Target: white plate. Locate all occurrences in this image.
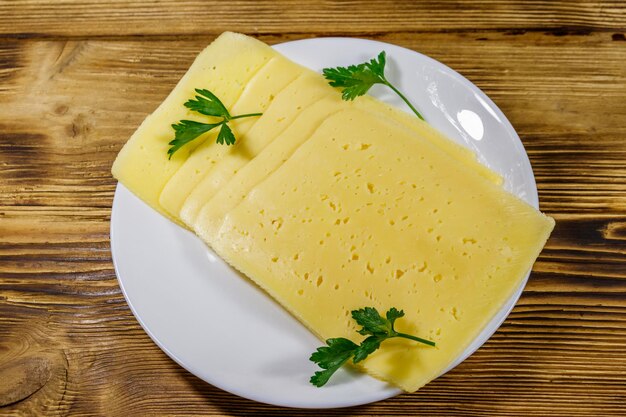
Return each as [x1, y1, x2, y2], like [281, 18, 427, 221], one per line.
[110, 37, 537, 408]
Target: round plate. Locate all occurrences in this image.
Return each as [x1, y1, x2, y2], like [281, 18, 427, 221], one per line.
[110, 37, 537, 408]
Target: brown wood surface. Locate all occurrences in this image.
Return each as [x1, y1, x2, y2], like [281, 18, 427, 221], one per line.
[1, 1, 625, 415]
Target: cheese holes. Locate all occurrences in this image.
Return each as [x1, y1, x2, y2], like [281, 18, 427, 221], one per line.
[271, 217, 283, 231]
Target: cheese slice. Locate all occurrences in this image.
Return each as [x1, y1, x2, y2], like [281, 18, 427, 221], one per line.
[200, 108, 554, 392]
[158, 55, 308, 218]
[111, 32, 276, 223]
[192, 96, 502, 238]
[192, 93, 345, 237]
[354, 96, 502, 185]
[178, 74, 334, 225]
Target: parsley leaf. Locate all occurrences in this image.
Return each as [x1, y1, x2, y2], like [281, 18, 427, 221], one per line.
[168, 120, 223, 159]
[309, 307, 435, 387]
[184, 88, 231, 118]
[352, 335, 383, 363]
[386, 306, 404, 324]
[353, 306, 394, 336]
[216, 123, 236, 146]
[309, 338, 358, 387]
[167, 88, 262, 159]
[322, 51, 425, 121]
[323, 63, 383, 101]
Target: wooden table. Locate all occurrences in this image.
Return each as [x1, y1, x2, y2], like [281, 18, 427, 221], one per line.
[1, 1, 625, 415]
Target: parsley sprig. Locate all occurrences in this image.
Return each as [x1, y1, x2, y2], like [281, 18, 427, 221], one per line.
[309, 307, 435, 387]
[322, 51, 425, 121]
[167, 89, 262, 159]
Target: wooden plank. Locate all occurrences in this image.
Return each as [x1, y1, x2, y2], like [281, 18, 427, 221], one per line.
[0, 1, 625, 38]
[0, 30, 625, 415]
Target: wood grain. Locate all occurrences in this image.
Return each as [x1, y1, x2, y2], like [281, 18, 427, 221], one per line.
[1, 1, 626, 415]
[1, 1, 626, 38]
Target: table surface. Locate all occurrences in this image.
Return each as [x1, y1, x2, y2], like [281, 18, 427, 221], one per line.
[1, 1, 625, 415]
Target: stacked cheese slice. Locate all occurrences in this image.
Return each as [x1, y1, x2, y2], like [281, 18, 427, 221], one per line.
[112, 32, 554, 392]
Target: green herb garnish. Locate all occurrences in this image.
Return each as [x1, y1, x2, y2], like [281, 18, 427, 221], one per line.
[309, 307, 435, 387]
[322, 51, 425, 121]
[168, 89, 262, 159]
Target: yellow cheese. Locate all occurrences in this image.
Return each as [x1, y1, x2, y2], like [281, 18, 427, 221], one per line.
[114, 31, 500, 226]
[354, 96, 502, 185]
[191, 95, 502, 238]
[200, 108, 554, 392]
[158, 55, 308, 218]
[177, 74, 334, 225]
[192, 93, 345, 237]
[111, 32, 276, 222]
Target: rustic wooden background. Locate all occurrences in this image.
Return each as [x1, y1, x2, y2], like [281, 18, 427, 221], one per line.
[1, 1, 625, 415]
